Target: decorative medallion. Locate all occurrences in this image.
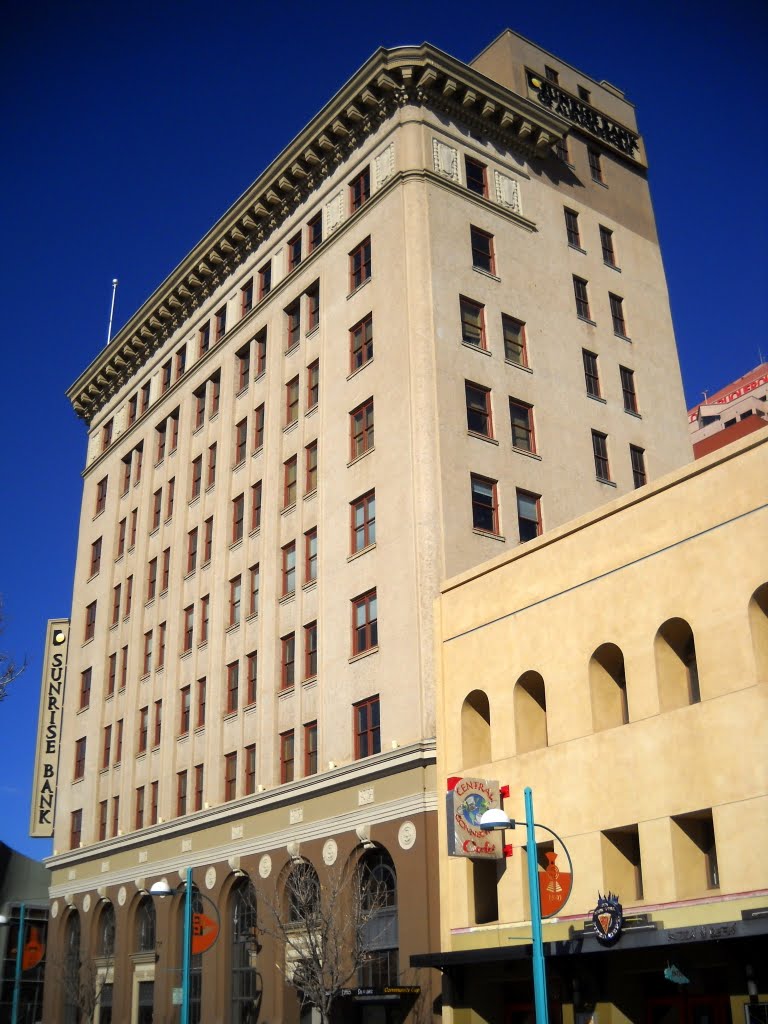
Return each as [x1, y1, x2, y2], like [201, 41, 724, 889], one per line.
[322, 839, 338, 865]
[205, 866, 216, 891]
[258, 854, 272, 879]
[591, 892, 623, 944]
[398, 821, 417, 850]
[117, 885, 127, 907]
[82, 894, 91, 913]
[50, 900, 59, 919]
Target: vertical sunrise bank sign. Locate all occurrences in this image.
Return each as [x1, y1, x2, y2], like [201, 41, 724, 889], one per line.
[29, 619, 70, 838]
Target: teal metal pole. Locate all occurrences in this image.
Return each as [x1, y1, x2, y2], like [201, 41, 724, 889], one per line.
[10, 902, 25, 1024]
[181, 869, 192, 1024]
[525, 788, 548, 1024]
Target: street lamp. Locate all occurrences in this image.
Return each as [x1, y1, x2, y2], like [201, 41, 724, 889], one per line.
[150, 868, 192, 1024]
[0, 903, 26, 1024]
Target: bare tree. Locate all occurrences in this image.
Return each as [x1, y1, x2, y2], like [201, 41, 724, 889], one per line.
[256, 856, 395, 1024]
[52, 904, 114, 1024]
[0, 597, 26, 702]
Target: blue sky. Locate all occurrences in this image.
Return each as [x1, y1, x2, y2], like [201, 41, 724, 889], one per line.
[1, 0, 766, 860]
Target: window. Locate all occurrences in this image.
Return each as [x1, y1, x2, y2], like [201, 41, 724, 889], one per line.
[111, 585, 121, 627]
[351, 491, 375, 553]
[470, 226, 495, 274]
[153, 699, 162, 747]
[244, 745, 256, 795]
[284, 301, 301, 352]
[578, 84, 591, 101]
[206, 442, 217, 489]
[97, 800, 107, 841]
[232, 494, 245, 544]
[306, 284, 320, 332]
[671, 809, 719, 894]
[112, 797, 120, 836]
[80, 667, 92, 708]
[470, 474, 498, 534]
[175, 346, 186, 380]
[236, 344, 251, 392]
[90, 538, 102, 577]
[85, 601, 97, 641]
[350, 237, 372, 290]
[588, 147, 604, 184]
[350, 167, 371, 212]
[305, 441, 318, 492]
[209, 373, 220, 417]
[288, 232, 302, 271]
[285, 376, 300, 425]
[120, 646, 128, 690]
[246, 651, 258, 704]
[180, 685, 191, 734]
[143, 631, 153, 676]
[199, 321, 211, 356]
[183, 605, 194, 652]
[465, 382, 493, 437]
[194, 766, 205, 812]
[305, 528, 317, 583]
[610, 293, 628, 337]
[161, 547, 171, 590]
[138, 706, 148, 754]
[600, 226, 616, 266]
[592, 430, 611, 481]
[191, 455, 202, 500]
[196, 678, 206, 727]
[161, 360, 172, 394]
[115, 718, 123, 763]
[107, 654, 116, 697]
[352, 590, 378, 655]
[234, 419, 247, 466]
[350, 398, 374, 459]
[199, 594, 210, 644]
[280, 731, 295, 783]
[620, 366, 638, 413]
[517, 489, 542, 542]
[255, 328, 267, 376]
[227, 662, 239, 714]
[465, 156, 487, 196]
[281, 633, 295, 689]
[150, 489, 161, 532]
[124, 575, 133, 618]
[250, 482, 262, 532]
[304, 722, 318, 776]
[177, 771, 188, 816]
[602, 824, 644, 900]
[127, 395, 138, 426]
[573, 276, 591, 320]
[74, 737, 86, 780]
[101, 725, 112, 769]
[241, 279, 254, 318]
[502, 315, 527, 366]
[165, 479, 175, 521]
[583, 350, 601, 398]
[307, 360, 319, 409]
[460, 297, 485, 348]
[150, 781, 158, 825]
[564, 208, 581, 248]
[70, 809, 82, 849]
[121, 456, 131, 495]
[284, 456, 297, 507]
[187, 528, 198, 574]
[304, 622, 317, 679]
[215, 306, 227, 342]
[157, 622, 166, 669]
[135, 787, 145, 829]
[350, 313, 373, 371]
[307, 212, 323, 253]
[140, 381, 151, 414]
[229, 576, 242, 627]
[509, 399, 535, 452]
[282, 542, 296, 597]
[630, 445, 647, 488]
[117, 518, 126, 558]
[247, 565, 259, 618]
[95, 477, 108, 516]
[147, 557, 157, 601]
[555, 135, 569, 163]
[354, 695, 381, 758]
[253, 403, 265, 451]
[258, 261, 271, 299]
[544, 65, 559, 83]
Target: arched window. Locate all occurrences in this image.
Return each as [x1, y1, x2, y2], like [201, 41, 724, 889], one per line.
[655, 618, 700, 711]
[461, 689, 491, 766]
[286, 861, 320, 924]
[514, 671, 548, 753]
[135, 896, 156, 953]
[98, 901, 115, 957]
[748, 583, 768, 681]
[589, 643, 629, 731]
[63, 910, 81, 1024]
[231, 879, 259, 1023]
[358, 850, 398, 987]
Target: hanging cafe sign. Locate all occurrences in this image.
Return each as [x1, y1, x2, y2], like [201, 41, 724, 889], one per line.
[446, 777, 504, 860]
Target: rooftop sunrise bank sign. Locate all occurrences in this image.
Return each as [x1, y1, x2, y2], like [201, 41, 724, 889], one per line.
[29, 619, 70, 838]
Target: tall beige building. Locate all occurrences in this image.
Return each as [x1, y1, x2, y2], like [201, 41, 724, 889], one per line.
[42, 30, 691, 1023]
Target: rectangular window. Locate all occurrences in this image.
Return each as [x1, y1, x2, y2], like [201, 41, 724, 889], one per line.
[564, 208, 581, 248]
[102, 725, 112, 770]
[191, 455, 202, 500]
[509, 399, 535, 452]
[153, 699, 162, 747]
[280, 731, 295, 784]
[199, 321, 210, 356]
[350, 313, 373, 372]
[281, 633, 295, 689]
[80, 667, 92, 708]
[305, 441, 318, 493]
[187, 528, 198, 574]
[465, 155, 487, 196]
[111, 796, 119, 837]
[117, 518, 126, 558]
[573, 276, 591, 320]
[241, 279, 254, 318]
[349, 166, 371, 211]
[544, 65, 559, 83]
[135, 786, 145, 830]
[107, 654, 116, 697]
[284, 456, 298, 508]
[351, 491, 375, 553]
[120, 646, 128, 690]
[304, 721, 318, 776]
[209, 373, 220, 417]
[602, 824, 644, 900]
[354, 695, 381, 758]
[306, 283, 320, 333]
[578, 85, 591, 101]
[307, 360, 319, 409]
[140, 382, 151, 414]
[236, 343, 251, 393]
[588, 148, 604, 184]
[121, 456, 131, 495]
[460, 297, 485, 349]
[199, 594, 209, 644]
[583, 350, 601, 398]
[610, 293, 628, 337]
[246, 564, 259, 619]
[555, 135, 569, 163]
[177, 771, 188, 816]
[115, 718, 123, 763]
[502, 314, 527, 366]
[620, 366, 638, 413]
[307, 212, 323, 253]
[517, 489, 542, 542]
[285, 376, 300, 425]
[169, 409, 180, 452]
[85, 600, 97, 641]
[671, 809, 719, 892]
[183, 605, 194, 652]
[98, 801, 107, 841]
[175, 345, 186, 380]
[229, 575, 242, 627]
[352, 589, 378, 655]
[124, 575, 133, 618]
[244, 744, 256, 795]
[470, 226, 495, 274]
[465, 382, 493, 438]
[95, 477, 108, 516]
[288, 232, 302, 271]
[470, 474, 498, 534]
[249, 482, 262, 533]
[74, 737, 86, 780]
[206, 442, 217, 489]
[630, 445, 647, 488]
[194, 765, 204, 811]
[127, 395, 137, 426]
[234, 418, 247, 466]
[147, 557, 158, 601]
[151, 489, 162, 531]
[201, 517, 212, 564]
[592, 430, 611, 481]
[180, 685, 191, 734]
[282, 542, 296, 596]
[90, 538, 102, 577]
[150, 781, 158, 825]
[143, 630, 153, 676]
[226, 661, 239, 714]
[157, 622, 166, 669]
[253, 403, 265, 451]
[350, 398, 374, 460]
[258, 261, 272, 299]
[255, 328, 267, 376]
[138, 706, 148, 754]
[165, 479, 175, 521]
[350, 237, 372, 290]
[161, 360, 172, 395]
[285, 301, 301, 350]
[232, 493, 245, 543]
[111, 585, 121, 627]
[71, 809, 83, 849]
[215, 306, 227, 342]
[246, 651, 258, 704]
[304, 621, 317, 679]
[222, 751, 237, 799]
[305, 528, 317, 583]
[196, 678, 206, 728]
[600, 226, 616, 266]
[161, 546, 171, 591]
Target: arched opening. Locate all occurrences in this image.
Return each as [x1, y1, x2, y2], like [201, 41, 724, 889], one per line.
[358, 849, 398, 987]
[514, 671, 548, 753]
[98, 901, 115, 958]
[132, 896, 156, 1024]
[63, 910, 81, 1024]
[285, 861, 320, 924]
[134, 896, 156, 953]
[589, 643, 629, 730]
[655, 618, 700, 711]
[748, 582, 768, 681]
[230, 878, 259, 1023]
[461, 689, 491, 766]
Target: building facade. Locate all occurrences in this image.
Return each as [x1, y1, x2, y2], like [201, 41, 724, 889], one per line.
[43, 29, 691, 1024]
[417, 431, 768, 1023]
[688, 362, 768, 459]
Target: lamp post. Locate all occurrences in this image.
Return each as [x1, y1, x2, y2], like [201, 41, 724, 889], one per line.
[0, 902, 26, 1024]
[150, 868, 192, 1024]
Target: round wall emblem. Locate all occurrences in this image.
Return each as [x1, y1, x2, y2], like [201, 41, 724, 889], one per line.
[322, 839, 338, 865]
[117, 886, 127, 906]
[205, 866, 216, 890]
[398, 821, 417, 850]
[258, 855, 272, 879]
[82, 894, 91, 913]
[50, 901, 59, 919]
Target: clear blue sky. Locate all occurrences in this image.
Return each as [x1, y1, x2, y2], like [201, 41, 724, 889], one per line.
[1, 0, 766, 860]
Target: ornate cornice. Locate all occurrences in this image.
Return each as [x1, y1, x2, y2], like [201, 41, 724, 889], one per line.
[67, 44, 568, 424]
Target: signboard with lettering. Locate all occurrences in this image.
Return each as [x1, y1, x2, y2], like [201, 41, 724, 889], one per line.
[446, 777, 502, 860]
[191, 911, 219, 955]
[29, 619, 70, 837]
